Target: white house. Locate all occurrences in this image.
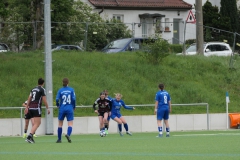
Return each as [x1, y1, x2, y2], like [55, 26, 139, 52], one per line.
[82, 0, 194, 44]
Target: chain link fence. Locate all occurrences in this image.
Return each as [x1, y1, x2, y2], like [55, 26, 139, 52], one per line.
[0, 20, 239, 55]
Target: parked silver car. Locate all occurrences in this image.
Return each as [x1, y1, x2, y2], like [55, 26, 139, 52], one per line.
[178, 42, 232, 56]
[52, 44, 83, 51]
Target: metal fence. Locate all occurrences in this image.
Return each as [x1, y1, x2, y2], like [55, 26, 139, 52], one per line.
[1, 20, 239, 55]
[0, 103, 209, 136]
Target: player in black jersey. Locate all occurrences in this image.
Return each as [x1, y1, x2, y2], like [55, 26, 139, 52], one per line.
[93, 92, 112, 136]
[24, 78, 50, 143]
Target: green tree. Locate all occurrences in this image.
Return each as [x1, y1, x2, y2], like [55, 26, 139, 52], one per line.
[105, 19, 132, 44]
[203, 1, 231, 42]
[220, 0, 239, 32]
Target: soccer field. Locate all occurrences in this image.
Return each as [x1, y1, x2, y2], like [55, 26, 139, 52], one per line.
[0, 130, 239, 160]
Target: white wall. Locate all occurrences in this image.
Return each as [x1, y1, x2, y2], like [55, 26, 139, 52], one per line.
[0, 113, 234, 137]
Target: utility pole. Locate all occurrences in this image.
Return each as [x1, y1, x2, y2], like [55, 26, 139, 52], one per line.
[195, 0, 204, 55]
[44, 0, 54, 135]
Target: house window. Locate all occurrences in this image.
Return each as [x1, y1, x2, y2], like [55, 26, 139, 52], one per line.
[165, 18, 170, 31]
[155, 18, 162, 33]
[113, 14, 124, 22]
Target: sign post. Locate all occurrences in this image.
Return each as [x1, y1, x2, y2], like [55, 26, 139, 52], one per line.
[186, 10, 196, 24]
[226, 92, 230, 129]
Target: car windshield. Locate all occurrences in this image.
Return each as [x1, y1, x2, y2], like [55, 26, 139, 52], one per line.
[186, 44, 206, 52]
[0, 45, 6, 50]
[105, 38, 131, 49]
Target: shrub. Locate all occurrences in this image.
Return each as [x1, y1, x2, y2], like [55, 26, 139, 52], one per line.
[169, 44, 183, 53]
[138, 37, 170, 64]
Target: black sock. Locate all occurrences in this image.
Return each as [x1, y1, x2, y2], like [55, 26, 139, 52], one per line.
[104, 124, 108, 130]
[24, 130, 27, 133]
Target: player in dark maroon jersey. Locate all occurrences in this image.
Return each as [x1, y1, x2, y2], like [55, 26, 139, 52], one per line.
[93, 92, 112, 136]
[24, 78, 50, 143]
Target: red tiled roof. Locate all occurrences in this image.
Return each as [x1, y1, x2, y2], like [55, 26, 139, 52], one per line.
[88, 0, 192, 9]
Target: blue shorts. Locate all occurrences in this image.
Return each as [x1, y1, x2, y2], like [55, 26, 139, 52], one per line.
[157, 107, 169, 120]
[58, 107, 74, 121]
[110, 113, 122, 120]
[107, 115, 111, 121]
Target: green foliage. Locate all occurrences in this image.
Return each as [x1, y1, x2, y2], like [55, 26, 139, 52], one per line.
[1, 0, 131, 51]
[220, 0, 239, 32]
[138, 37, 170, 64]
[104, 19, 132, 44]
[185, 39, 196, 45]
[169, 44, 182, 53]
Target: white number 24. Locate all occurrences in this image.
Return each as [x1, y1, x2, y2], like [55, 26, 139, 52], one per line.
[62, 95, 71, 105]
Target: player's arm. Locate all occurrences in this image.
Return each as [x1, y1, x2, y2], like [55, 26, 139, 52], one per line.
[56, 90, 60, 108]
[22, 102, 27, 107]
[108, 100, 112, 110]
[71, 90, 76, 110]
[154, 101, 158, 115]
[24, 95, 31, 114]
[93, 99, 98, 113]
[168, 100, 172, 113]
[122, 101, 135, 110]
[42, 96, 50, 114]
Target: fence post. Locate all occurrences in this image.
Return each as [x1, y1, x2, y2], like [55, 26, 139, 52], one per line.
[229, 32, 236, 69]
[84, 22, 88, 51]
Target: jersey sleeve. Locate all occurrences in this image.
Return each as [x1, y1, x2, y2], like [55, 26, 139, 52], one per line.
[93, 98, 99, 110]
[121, 100, 134, 110]
[56, 90, 61, 107]
[71, 89, 76, 109]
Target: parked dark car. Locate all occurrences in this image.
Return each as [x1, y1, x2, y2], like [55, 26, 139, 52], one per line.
[102, 37, 154, 53]
[52, 45, 83, 51]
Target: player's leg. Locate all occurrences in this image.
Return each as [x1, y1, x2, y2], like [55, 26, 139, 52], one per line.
[98, 114, 105, 134]
[56, 109, 64, 143]
[157, 108, 164, 137]
[23, 118, 29, 138]
[65, 108, 74, 143]
[120, 116, 132, 136]
[105, 114, 111, 134]
[103, 112, 109, 134]
[26, 116, 40, 143]
[113, 115, 124, 136]
[30, 118, 37, 137]
[163, 109, 170, 137]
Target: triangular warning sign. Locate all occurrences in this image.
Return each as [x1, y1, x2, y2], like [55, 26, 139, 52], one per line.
[186, 10, 196, 23]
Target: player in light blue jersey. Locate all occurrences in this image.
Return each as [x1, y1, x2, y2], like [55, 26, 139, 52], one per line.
[154, 83, 171, 137]
[56, 78, 76, 143]
[110, 93, 135, 136]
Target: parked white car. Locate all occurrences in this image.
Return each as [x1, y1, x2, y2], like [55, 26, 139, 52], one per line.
[0, 43, 9, 52]
[178, 42, 232, 56]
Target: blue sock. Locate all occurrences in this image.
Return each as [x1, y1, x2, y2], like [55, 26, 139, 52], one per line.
[67, 126, 72, 136]
[166, 127, 170, 132]
[118, 124, 122, 132]
[123, 123, 129, 131]
[158, 127, 163, 134]
[58, 127, 62, 140]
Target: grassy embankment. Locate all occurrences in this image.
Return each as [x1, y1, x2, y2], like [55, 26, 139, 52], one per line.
[0, 50, 240, 118]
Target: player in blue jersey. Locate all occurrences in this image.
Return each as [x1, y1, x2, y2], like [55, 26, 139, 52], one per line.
[103, 89, 112, 134]
[110, 93, 135, 136]
[154, 83, 171, 137]
[56, 78, 76, 143]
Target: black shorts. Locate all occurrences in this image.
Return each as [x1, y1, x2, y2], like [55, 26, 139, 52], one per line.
[28, 109, 42, 118]
[98, 111, 108, 117]
[24, 112, 32, 119]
